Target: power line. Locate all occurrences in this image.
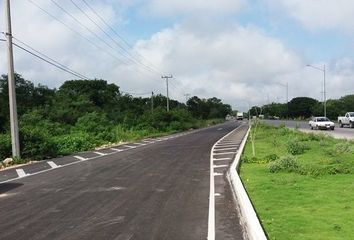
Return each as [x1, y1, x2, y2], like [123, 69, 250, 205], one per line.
[26, 0, 127, 65]
[69, 0, 160, 75]
[26, 0, 159, 79]
[79, 0, 162, 74]
[11, 41, 91, 80]
[12, 36, 89, 80]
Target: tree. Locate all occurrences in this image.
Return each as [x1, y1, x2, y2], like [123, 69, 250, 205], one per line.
[288, 97, 318, 118]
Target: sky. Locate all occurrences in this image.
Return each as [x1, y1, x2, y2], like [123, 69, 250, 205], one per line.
[1, 0, 354, 111]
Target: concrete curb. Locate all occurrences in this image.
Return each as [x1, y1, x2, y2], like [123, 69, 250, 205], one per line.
[227, 126, 267, 240]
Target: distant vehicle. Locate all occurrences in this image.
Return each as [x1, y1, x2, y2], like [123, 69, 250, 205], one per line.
[338, 112, 354, 128]
[268, 116, 280, 120]
[309, 117, 335, 130]
[236, 112, 243, 120]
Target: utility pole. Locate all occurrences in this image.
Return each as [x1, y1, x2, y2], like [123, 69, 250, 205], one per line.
[5, 0, 20, 158]
[151, 91, 154, 112]
[161, 75, 173, 111]
[323, 64, 326, 118]
[286, 82, 289, 119]
[184, 93, 191, 103]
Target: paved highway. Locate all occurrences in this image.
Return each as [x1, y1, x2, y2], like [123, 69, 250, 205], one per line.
[263, 120, 354, 140]
[0, 122, 247, 240]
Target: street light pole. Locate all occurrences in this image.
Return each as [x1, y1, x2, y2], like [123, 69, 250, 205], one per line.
[307, 64, 326, 117]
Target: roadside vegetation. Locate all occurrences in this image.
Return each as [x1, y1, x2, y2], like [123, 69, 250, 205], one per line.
[0, 73, 231, 163]
[240, 124, 354, 240]
[249, 95, 354, 120]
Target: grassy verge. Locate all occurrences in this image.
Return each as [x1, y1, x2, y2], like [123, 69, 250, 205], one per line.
[240, 124, 354, 240]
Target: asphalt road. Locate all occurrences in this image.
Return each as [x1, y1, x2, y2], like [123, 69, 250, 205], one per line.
[263, 120, 354, 140]
[0, 122, 246, 240]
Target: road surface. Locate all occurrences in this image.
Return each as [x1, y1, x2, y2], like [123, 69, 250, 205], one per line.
[263, 120, 354, 140]
[0, 122, 248, 240]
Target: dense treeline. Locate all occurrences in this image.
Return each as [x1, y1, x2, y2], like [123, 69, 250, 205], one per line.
[250, 96, 354, 120]
[0, 73, 232, 161]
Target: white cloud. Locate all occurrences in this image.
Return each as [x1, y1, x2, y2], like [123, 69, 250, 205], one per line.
[0, 0, 353, 113]
[268, 0, 354, 32]
[142, 0, 246, 16]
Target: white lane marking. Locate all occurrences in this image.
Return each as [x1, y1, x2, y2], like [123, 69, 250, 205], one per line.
[215, 193, 222, 197]
[213, 147, 236, 151]
[124, 145, 136, 149]
[208, 124, 244, 240]
[213, 165, 228, 169]
[94, 152, 106, 156]
[47, 161, 59, 169]
[217, 128, 223, 131]
[213, 158, 231, 161]
[74, 156, 87, 161]
[215, 146, 239, 149]
[216, 143, 239, 146]
[16, 169, 27, 178]
[213, 151, 237, 155]
[142, 140, 155, 143]
[110, 148, 123, 152]
[0, 128, 199, 185]
[131, 143, 145, 146]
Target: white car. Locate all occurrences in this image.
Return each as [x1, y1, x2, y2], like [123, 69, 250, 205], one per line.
[309, 117, 335, 130]
[338, 112, 354, 128]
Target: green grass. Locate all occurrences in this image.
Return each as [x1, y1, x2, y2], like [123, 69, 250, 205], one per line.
[240, 124, 354, 240]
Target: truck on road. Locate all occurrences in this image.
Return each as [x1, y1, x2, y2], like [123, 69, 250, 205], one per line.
[236, 112, 243, 120]
[338, 112, 354, 128]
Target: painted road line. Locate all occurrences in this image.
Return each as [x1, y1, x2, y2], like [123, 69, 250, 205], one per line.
[110, 148, 123, 152]
[213, 165, 228, 169]
[74, 156, 87, 161]
[131, 143, 146, 146]
[47, 161, 59, 169]
[208, 124, 244, 240]
[16, 169, 27, 178]
[217, 128, 223, 131]
[213, 148, 236, 151]
[215, 193, 222, 197]
[213, 152, 237, 156]
[216, 143, 239, 146]
[94, 152, 106, 156]
[142, 140, 154, 143]
[124, 145, 136, 149]
[213, 158, 231, 161]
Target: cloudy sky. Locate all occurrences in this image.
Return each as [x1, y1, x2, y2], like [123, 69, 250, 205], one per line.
[1, 0, 354, 111]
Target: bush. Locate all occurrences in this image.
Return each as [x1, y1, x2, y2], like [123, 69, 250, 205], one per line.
[53, 133, 94, 155]
[286, 138, 309, 155]
[0, 134, 11, 160]
[74, 112, 114, 143]
[268, 155, 299, 173]
[265, 153, 279, 162]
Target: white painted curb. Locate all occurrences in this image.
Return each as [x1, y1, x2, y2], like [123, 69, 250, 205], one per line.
[227, 126, 268, 240]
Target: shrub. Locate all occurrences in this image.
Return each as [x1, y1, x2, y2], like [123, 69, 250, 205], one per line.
[286, 138, 309, 155]
[268, 155, 299, 173]
[20, 127, 58, 160]
[0, 134, 11, 160]
[265, 153, 279, 162]
[53, 133, 94, 155]
[74, 112, 114, 142]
